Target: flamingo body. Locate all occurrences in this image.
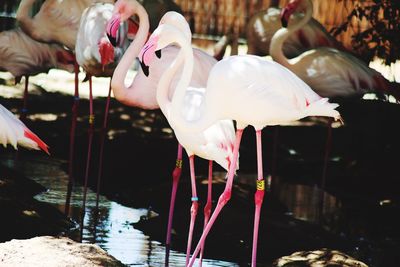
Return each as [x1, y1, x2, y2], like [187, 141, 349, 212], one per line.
[0, 104, 49, 154]
[0, 29, 74, 78]
[17, 0, 114, 50]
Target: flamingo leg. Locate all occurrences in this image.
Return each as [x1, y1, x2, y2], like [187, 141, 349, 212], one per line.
[186, 155, 199, 266]
[21, 75, 29, 122]
[199, 160, 213, 266]
[188, 129, 244, 267]
[80, 75, 95, 241]
[95, 80, 112, 211]
[165, 143, 183, 266]
[65, 61, 80, 216]
[251, 130, 265, 267]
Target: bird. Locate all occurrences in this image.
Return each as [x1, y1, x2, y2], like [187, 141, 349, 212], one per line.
[246, 2, 345, 58]
[16, 0, 114, 51]
[74, 1, 131, 236]
[270, 0, 400, 100]
[139, 22, 341, 267]
[0, 104, 49, 154]
[106, 4, 236, 264]
[0, 28, 74, 119]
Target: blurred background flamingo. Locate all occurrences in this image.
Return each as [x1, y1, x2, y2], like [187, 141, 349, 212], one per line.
[246, 0, 346, 58]
[0, 28, 74, 120]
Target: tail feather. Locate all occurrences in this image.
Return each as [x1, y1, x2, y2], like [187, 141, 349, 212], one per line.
[23, 128, 50, 155]
[305, 98, 341, 121]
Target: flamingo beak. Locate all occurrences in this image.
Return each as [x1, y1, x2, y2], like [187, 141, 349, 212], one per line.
[155, 49, 162, 59]
[140, 60, 149, 77]
[106, 13, 121, 47]
[280, 8, 290, 28]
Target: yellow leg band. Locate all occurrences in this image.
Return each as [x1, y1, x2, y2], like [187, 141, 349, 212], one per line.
[257, 179, 265, 191]
[89, 114, 95, 124]
[176, 159, 183, 169]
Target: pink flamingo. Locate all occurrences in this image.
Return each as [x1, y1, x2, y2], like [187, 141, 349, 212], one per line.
[272, 0, 400, 100]
[0, 28, 74, 120]
[246, 1, 345, 58]
[0, 104, 49, 154]
[139, 21, 341, 267]
[74, 1, 130, 235]
[106, 3, 234, 264]
[271, 0, 400, 189]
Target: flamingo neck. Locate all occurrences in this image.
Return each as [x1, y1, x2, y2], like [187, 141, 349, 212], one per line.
[111, 3, 149, 100]
[16, 0, 36, 37]
[157, 31, 214, 134]
[270, 0, 313, 68]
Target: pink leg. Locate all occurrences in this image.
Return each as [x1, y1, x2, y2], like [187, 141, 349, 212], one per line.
[188, 129, 244, 267]
[80, 75, 95, 241]
[251, 130, 265, 267]
[95, 80, 112, 210]
[65, 61, 80, 216]
[186, 155, 199, 266]
[199, 160, 213, 266]
[165, 143, 183, 266]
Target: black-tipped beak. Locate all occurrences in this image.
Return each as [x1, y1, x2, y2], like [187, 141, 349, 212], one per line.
[155, 49, 162, 59]
[107, 33, 117, 47]
[281, 16, 288, 28]
[140, 60, 149, 77]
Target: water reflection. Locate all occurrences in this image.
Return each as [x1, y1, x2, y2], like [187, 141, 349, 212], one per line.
[1, 155, 238, 267]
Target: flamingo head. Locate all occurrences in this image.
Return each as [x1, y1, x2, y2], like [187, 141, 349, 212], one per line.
[158, 11, 192, 41]
[138, 35, 159, 77]
[281, 0, 302, 27]
[98, 37, 115, 67]
[106, 0, 139, 46]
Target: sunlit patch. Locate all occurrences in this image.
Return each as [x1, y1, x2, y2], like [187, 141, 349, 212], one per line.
[27, 113, 58, 121]
[119, 114, 131, 120]
[379, 199, 391, 206]
[331, 157, 341, 162]
[288, 149, 297, 155]
[107, 129, 127, 140]
[22, 210, 39, 217]
[161, 127, 173, 134]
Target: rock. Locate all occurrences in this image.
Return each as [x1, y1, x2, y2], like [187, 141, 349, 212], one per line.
[0, 236, 125, 267]
[272, 248, 368, 267]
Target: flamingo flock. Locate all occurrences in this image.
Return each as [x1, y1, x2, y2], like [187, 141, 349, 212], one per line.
[0, 0, 398, 266]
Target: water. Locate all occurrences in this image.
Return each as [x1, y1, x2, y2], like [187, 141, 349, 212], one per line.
[1, 155, 238, 267]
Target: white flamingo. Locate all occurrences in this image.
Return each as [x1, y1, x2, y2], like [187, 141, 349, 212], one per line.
[106, 3, 236, 264]
[74, 1, 131, 234]
[0, 104, 49, 154]
[139, 20, 341, 267]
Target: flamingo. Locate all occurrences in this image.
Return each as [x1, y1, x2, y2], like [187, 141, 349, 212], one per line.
[139, 21, 341, 267]
[106, 3, 235, 264]
[74, 1, 130, 236]
[0, 104, 49, 154]
[271, 0, 400, 100]
[271, 0, 400, 189]
[246, 2, 346, 58]
[0, 28, 74, 120]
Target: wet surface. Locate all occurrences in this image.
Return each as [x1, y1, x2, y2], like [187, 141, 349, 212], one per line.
[1, 72, 400, 266]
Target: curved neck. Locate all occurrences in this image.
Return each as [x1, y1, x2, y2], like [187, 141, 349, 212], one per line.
[158, 32, 214, 134]
[270, 0, 313, 68]
[16, 0, 37, 37]
[111, 3, 149, 101]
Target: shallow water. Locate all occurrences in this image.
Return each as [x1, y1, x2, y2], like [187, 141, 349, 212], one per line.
[2, 156, 238, 267]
